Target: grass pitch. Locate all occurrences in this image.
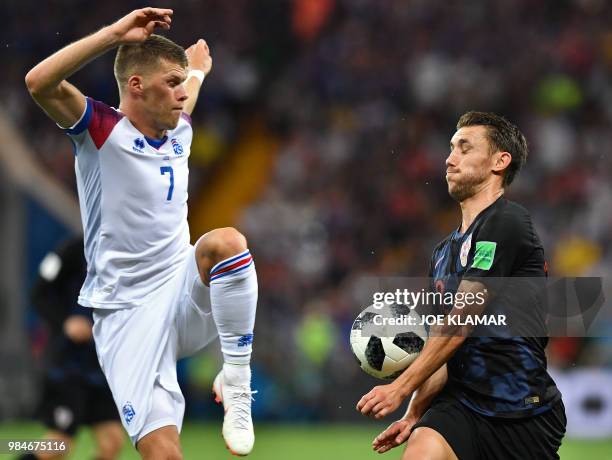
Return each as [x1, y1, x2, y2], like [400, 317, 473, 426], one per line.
[0, 422, 610, 459]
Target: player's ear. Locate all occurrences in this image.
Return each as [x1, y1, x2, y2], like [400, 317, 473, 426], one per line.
[126, 75, 144, 96]
[493, 151, 512, 174]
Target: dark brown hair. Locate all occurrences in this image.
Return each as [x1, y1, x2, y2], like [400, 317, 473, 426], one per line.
[114, 34, 187, 93]
[457, 111, 528, 186]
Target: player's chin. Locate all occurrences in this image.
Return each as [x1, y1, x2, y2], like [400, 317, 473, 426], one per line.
[165, 113, 182, 129]
[447, 183, 462, 201]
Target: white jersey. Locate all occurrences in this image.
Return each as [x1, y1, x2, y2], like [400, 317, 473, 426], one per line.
[64, 97, 192, 309]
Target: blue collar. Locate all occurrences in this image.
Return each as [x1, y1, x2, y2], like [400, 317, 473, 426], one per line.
[145, 135, 167, 149]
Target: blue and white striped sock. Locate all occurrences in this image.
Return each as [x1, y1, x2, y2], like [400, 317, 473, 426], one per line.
[209, 250, 258, 368]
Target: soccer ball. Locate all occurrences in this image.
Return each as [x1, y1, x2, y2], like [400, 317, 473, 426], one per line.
[350, 303, 427, 380]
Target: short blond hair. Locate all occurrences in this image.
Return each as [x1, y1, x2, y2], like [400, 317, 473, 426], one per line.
[114, 34, 187, 93]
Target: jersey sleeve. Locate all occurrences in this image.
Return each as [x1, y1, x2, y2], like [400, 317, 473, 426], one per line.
[463, 208, 525, 280]
[59, 97, 123, 150]
[58, 96, 93, 144]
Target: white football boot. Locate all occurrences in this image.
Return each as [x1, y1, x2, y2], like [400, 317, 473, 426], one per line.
[212, 370, 256, 456]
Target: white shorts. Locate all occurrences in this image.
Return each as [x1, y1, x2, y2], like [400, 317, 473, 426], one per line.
[92, 244, 218, 445]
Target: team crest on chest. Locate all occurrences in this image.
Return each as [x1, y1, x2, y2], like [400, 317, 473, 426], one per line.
[171, 138, 183, 155]
[133, 138, 145, 153]
[460, 233, 472, 267]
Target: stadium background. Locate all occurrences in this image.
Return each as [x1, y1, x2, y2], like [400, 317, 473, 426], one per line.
[1, 0, 611, 458]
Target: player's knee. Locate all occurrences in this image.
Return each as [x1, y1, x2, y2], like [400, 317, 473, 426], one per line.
[156, 443, 182, 460]
[139, 440, 182, 460]
[402, 427, 454, 460]
[403, 441, 436, 460]
[197, 227, 248, 264]
[137, 427, 182, 460]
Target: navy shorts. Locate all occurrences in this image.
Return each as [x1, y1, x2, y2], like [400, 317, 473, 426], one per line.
[412, 392, 566, 459]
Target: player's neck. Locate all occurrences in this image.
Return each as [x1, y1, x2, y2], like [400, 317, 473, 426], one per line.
[119, 102, 167, 140]
[459, 183, 504, 233]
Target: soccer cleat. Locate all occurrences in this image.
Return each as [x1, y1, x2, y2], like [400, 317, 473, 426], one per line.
[212, 370, 256, 456]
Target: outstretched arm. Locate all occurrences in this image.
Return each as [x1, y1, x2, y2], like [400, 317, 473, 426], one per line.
[183, 39, 213, 116]
[25, 7, 173, 127]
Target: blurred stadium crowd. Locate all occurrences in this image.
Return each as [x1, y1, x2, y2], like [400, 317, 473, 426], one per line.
[2, 0, 612, 423]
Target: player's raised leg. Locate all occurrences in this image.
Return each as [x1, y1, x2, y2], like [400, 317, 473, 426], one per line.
[195, 227, 257, 456]
[402, 427, 458, 460]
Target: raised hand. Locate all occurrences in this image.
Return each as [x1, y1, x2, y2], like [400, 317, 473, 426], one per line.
[109, 8, 173, 44]
[185, 39, 212, 76]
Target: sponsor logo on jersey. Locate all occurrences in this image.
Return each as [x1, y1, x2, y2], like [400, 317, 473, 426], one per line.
[238, 334, 254, 347]
[133, 138, 145, 153]
[122, 402, 136, 425]
[460, 233, 473, 267]
[171, 138, 183, 155]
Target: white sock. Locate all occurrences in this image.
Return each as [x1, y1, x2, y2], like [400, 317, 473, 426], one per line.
[209, 250, 257, 372]
[223, 363, 252, 386]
